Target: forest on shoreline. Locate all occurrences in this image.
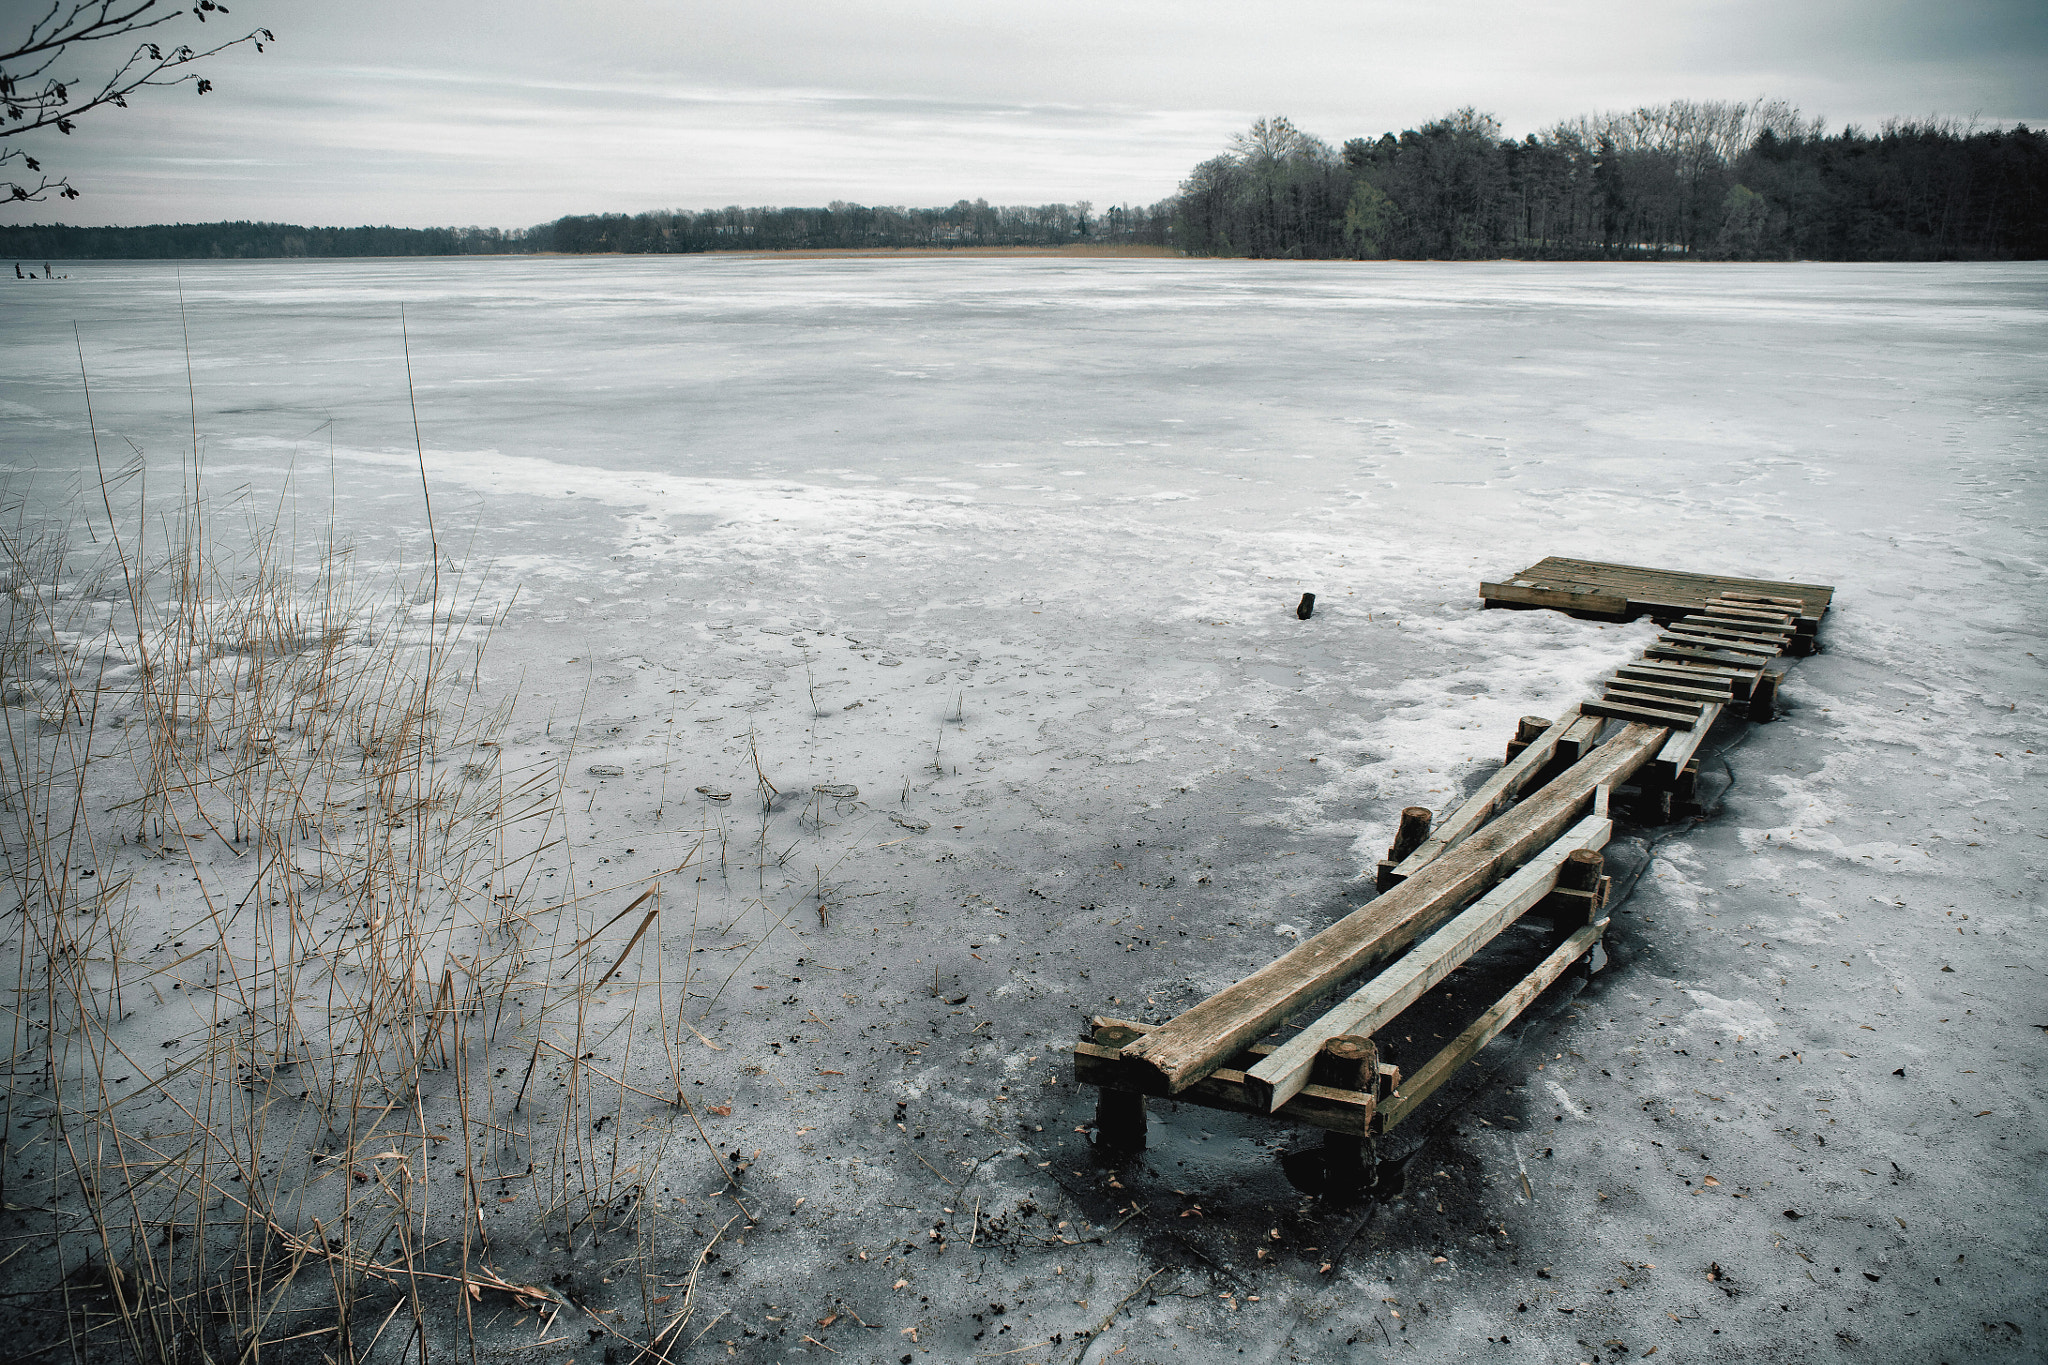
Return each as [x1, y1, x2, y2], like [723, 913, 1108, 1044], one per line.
[6, 101, 2043, 262]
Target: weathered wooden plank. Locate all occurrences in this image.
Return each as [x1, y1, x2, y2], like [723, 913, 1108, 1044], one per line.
[1602, 675, 1730, 705]
[1244, 814, 1613, 1113]
[1582, 697, 1702, 729]
[1616, 661, 1755, 701]
[1602, 686, 1707, 717]
[1479, 581, 1629, 616]
[1073, 1041, 1376, 1135]
[1676, 617, 1793, 644]
[1695, 603, 1797, 625]
[1646, 643, 1775, 670]
[1384, 706, 1583, 885]
[1119, 723, 1668, 1095]
[1648, 703, 1723, 785]
[1658, 630, 1777, 658]
[1373, 920, 1607, 1134]
[1534, 558, 1834, 610]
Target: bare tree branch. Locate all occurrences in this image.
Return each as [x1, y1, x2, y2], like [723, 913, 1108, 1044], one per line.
[2, 0, 272, 202]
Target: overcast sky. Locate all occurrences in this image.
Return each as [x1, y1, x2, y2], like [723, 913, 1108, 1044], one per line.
[9, 0, 2045, 227]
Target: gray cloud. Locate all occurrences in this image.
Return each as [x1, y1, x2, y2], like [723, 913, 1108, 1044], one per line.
[9, 0, 2042, 226]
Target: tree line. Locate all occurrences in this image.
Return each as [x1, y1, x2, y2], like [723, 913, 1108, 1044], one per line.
[1172, 103, 2046, 260]
[0, 219, 540, 259]
[6, 98, 2041, 262]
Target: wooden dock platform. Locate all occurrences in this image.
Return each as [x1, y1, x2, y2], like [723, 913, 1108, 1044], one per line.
[1480, 556, 1833, 652]
[1072, 560, 1837, 1195]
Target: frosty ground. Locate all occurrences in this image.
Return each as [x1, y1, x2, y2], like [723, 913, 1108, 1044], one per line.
[2, 257, 2043, 1363]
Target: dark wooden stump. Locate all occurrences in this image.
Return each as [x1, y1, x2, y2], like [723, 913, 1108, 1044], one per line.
[1376, 807, 1434, 891]
[1094, 1088, 1147, 1154]
[1313, 1036, 1379, 1194]
[1748, 671, 1780, 723]
[1296, 592, 1316, 620]
[1506, 715, 1552, 762]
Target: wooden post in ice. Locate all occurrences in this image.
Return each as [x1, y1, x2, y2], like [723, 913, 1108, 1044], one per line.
[1297, 593, 1316, 620]
[1377, 807, 1433, 892]
[1315, 1035, 1378, 1192]
[1748, 671, 1780, 723]
[1091, 1020, 1147, 1153]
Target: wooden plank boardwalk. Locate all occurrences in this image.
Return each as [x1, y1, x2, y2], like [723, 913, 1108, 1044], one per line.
[1072, 561, 1836, 1196]
[1480, 556, 1833, 652]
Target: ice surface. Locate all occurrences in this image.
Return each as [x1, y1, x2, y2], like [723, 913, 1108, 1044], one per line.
[3, 258, 2044, 1360]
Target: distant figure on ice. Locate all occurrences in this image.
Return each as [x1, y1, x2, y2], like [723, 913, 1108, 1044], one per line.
[43, 264, 52, 278]
[13, 264, 20, 279]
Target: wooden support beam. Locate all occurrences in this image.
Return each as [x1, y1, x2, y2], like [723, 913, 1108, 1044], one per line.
[1602, 675, 1730, 706]
[1601, 686, 1707, 718]
[1540, 848, 1607, 924]
[1383, 706, 1584, 888]
[1479, 581, 1628, 617]
[1646, 643, 1773, 670]
[1748, 671, 1781, 722]
[1315, 1037, 1380, 1189]
[1243, 813, 1612, 1113]
[1647, 703, 1722, 785]
[1582, 697, 1702, 729]
[1374, 920, 1608, 1135]
[1376, 806, 1434, 891]
[1658, 630, 1777, 658]
[1673, 619, 1793, 647]
[1615, 660, 1749, 698]
[1072, 1039, 1376, 1135]
[1120, 723, 1667, 1095]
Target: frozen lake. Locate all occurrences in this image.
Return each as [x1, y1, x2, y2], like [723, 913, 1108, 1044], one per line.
[3, 257, 2044, 1360]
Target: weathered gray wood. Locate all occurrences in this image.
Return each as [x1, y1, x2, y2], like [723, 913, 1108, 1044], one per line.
[1390, 807, 1433, 861]
[1658, 630, 1776, 658]
[1479, 581, 1628, 617]
[1384, 707, 1586, 889]
[1602, 686, 1707, 717]
[1072, 1040, 1375, 1134]
[1646, 643, 1773, 670]
[1686, 611, 1793, 635]
[1377, 804, 1437, 890]
[1373, 920, 1608, 1134]
[1244, 813, 1612, 1112]
[1121, 723, 1666, 1095]
[1582, 697, 1701, 729]
[1603, 675, 1729, 705]
[1673, 624, 1792, 651]
[1554, 848, 1606, 924]
[1748, 671, 1781, 722]
[1648, 703, 1722, 784]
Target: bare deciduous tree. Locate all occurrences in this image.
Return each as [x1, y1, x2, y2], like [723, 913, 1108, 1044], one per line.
[2, 0, 272, 204]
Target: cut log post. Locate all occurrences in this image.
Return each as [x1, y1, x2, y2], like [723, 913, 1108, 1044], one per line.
[1506, 715, 1552, 762]
[1385, 707, 1585, 890]
[1391, 807, 1432, 860]
[1094, 1088, 1147, 1153]
[1297, 592, 1316, 620]
[1748, 671, 1780, 722]
[1377, 806, 1433, 891]
[1121, 723, 1668, 1096]
[1245, 813, 1611, 1112]
[1547, 848, 1606, 925]
[1314, 1036, 1378, 1191]
[1089, 1018, 1149, 1151]
[1673, 759, 1701, 816]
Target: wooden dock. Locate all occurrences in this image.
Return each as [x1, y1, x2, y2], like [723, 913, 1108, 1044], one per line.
[1480, 556, 1832, 653]
[1073, 562, 1835, 1194]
